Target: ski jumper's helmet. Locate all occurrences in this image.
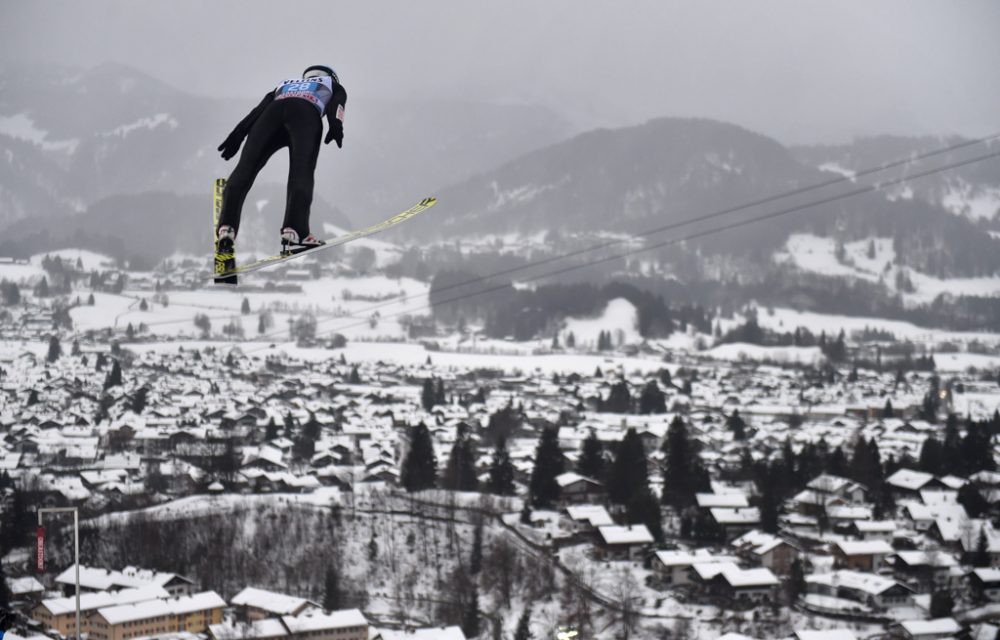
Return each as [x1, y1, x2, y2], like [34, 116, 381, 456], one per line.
[303, 65, 339, 84]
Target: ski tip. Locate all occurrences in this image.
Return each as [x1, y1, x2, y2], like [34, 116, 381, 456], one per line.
[420, 197, 437, 206]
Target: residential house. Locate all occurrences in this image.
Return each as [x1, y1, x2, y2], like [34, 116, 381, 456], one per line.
[555, 472, 605, 504]
[731, 530, 799, 575]
[710, 508, 761, 540]
[652, 549, 740, 587]
[806, 571, 914, 611]
[230, 587, 321, 620]
[887, 618, 962, 640]
[87, 591, 225, 640]
[891, 551, 959, 594]
[969, 568, 1000, 603]
[595, 525, 654, 560]
[833, 540, 894, 572]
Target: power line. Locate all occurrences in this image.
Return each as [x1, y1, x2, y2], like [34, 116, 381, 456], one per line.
[134, 131, 1000, 333]
[249, 130, 1000, 342]
[246, 149, 1000, 353]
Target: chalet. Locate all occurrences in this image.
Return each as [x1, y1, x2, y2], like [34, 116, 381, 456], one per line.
[731, 530, 799, 575]
[280, 609, 369, 640]
[806, 474, 867, 504]
[806, 571, 914, 610]
[7, 575, 45, 601]
[969, 568, 1000, 602]
[652, 549, 740, 587]
[710, 508, 761, 540]
[850, 520, 897, 541]
[555, 472, 605, 504]
[695, 492, 749, 509]
[891, 551, 959, 594]
[32, 585, 170, 636]
[596, 525, 654, 560]
[887, 469, 945, 498]
[230, 587, 321, 620]
[55, 564, 197, 597]
[563, 505, 614, 535]
[833, 540, 894, 572]
[707, 567, 779, 606]
[887, 618, 962, 640]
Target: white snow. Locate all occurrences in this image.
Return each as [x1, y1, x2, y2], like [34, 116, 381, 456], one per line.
[104, 113, 179, 138]
[818, 162, 856, 180]
[0, 112, 79, 152]
[30, 249, 117, 272]
[562, 298, 641, 347]
[775, 233, 1000, 305]
[942, 179, 1000, 221]
[704, 343, 825, 366]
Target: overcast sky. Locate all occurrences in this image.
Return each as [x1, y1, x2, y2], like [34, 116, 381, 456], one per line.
[3, 0, 998, 144]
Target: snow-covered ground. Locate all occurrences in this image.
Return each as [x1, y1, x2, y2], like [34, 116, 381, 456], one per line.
[30, 249, 118, 272]
[775, 233, 1000, 305]
[0, 112, 79, 152]
[704, 343, 825, 366]
[562, 298, 641, 347]
[942, 178, 1000, 221]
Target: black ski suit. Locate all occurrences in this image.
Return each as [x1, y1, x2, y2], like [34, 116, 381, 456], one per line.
[217, 76, 347, 238]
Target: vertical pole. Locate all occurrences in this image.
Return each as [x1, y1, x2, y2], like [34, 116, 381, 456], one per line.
[74, 508, 80, 640]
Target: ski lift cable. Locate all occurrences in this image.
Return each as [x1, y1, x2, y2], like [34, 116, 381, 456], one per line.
[138, 131, 999, 331]
[245, 148, 1000, 352]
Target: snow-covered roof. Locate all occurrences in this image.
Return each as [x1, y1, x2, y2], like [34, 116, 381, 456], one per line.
[835, 540, 894, 556]
[7, 575, 44, 595]
[654, 549, 739, 568]
[794, 631, 857, 640]
[564, 505, 613, 527]
[710, 507, 760, 525]
[806, 570, 906, 596]
[554, 472, 600, 488]
[720, 567, 779, 588]
[597, 524, 654, 546]
[376, 626, 466, 640]
[281, 609, 366, 633]
[41, 585, 169, 616]
[894, 551, 958, 568]
[853, 520, 896, 533]
[972, 568, 1000, 583]
[231, 587, 313, 614]
[887, 468, 934, 491]
[98, 591, 225, 625]
[897, 618, 961, 636]
[695, 492, 749, 508]
[210, 619, 290, 640]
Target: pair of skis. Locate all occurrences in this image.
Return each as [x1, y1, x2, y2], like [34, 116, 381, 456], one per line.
[212, 178, 437, 283]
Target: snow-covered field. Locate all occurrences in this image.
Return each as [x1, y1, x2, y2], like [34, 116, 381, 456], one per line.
[562, 298, 642, 347]
[775, 233, 1000, 305]
[704, 343, 825, 366]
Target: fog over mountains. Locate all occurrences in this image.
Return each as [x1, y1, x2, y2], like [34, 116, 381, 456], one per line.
[1, 63, 998, 280]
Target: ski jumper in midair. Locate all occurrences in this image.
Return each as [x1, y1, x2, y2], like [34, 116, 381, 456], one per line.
[216, 65, 346, 252]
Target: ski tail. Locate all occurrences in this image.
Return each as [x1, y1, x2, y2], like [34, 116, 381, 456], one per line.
[213, 178, 237, 285]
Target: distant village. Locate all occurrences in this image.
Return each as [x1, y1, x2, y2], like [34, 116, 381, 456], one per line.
[2, 255, 1000, 639]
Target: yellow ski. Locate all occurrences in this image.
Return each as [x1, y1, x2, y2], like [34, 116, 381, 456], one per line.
[211, 197, 437, 279]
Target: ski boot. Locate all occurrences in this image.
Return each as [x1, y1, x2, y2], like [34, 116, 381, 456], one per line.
[216, 225, 236, 253]
[280, 228, 325, 256]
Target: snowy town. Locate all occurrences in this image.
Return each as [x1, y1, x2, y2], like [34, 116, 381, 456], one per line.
[0, 248, 999, 640]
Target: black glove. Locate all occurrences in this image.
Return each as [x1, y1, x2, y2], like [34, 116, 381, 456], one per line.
[218, 131, 244, 160]
[325, 123, 343, 148]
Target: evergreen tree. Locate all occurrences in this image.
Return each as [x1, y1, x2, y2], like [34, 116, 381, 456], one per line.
[103, 359, 123, 389]
[603, 380, 631, 413]
[661, 415, 708, 508]
[918, 438, 944, 476]
[727, 409, 747, 441]
[131, 386, 149, 414]
[265, 417, 279, 441]
[461, 585, 481, 638]
[883, 398, 894, 419]
[514, 605, 532, 640]
[638, 380, 666, 414]
[787, 558, 806, 602]
[323, 565, 342, 611]
[87, 292, 95, 305]
[470, 521, 483, 575]
[46, 335, 62, 363]
[443, 424, 478, 491]
[929, 590, 954, 618]
[576, 430, 606, 482]
[0, 562, 10, 612]
[626, 487, 664, 543]
[958, 483, 989, 519]
[401, 422, 437, 492]
[241, 297, 251, 315]
[139, 298, 149, 311]
[566, 332, 576, 349]
[349, 366, 361, 384]
[973, 527, 991, 568]
[421, 378, 436, 411]
[71, 339, 81, 356]
[608, 428, 648, 505]
[487, 436, 515, 496]
[0, 280, 20, 305]
[435, 379, 446, 405]
[529, 426, 565, 508]
[34, 276, 50, 297]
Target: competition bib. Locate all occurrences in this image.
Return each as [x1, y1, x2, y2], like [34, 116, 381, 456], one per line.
[274, 77, 336, 115]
